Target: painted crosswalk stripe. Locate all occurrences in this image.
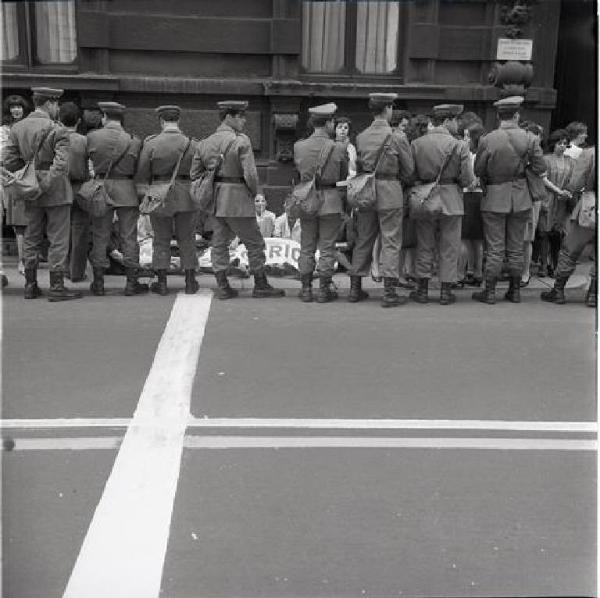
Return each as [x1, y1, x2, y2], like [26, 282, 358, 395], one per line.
[1, 417, 597, 433]
[62, 292, 212, 598]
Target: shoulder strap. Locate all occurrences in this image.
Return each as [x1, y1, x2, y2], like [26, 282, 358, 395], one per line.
[373, 133, 393, 174]
[503, 130, 529, 178]
[32, 126, 54, 164]
[315, 140, 336, 179]
[104, 135, 132, 181]
[434, 140, 458, 184]
[215, 134, 237, 173]
[168, 137, 192, 185]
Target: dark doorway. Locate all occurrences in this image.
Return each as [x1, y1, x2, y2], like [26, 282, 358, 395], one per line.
[552, 0, 597, 141]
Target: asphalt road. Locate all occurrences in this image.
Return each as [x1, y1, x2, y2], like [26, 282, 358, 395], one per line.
[1, 271, 597, 598]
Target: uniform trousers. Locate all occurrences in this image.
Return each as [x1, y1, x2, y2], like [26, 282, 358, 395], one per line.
[90, 206, 140, 270]
[150, 211, 198, 270]
[556, 221, 597, 280]
[24, 203, 70, 272]
[481, 210, 529, 278]
[69, 202, 91, 280]
[415, 215, 462, 283]
[299, 214, 341, 277]
[351, 208, 403, 279]
[212, 216, 266, 273]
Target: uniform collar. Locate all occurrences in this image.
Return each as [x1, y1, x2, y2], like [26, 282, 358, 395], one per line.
[499, 121, 520, 130]
[428, 125, 451, 136]
[371, 118, 391, 129]
[104, 121, 123, 130]
[29, 109, 51, 120]
[162, 123, 181, 133]
[310, 130, 332, 140]
[217, 123, 237, 134]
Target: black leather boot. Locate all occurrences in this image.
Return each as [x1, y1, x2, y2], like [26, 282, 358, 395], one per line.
[585, 277, 597, 308]
[541, 275, 568, 304]
[316, 276, 336, 303]
[125, 268, 149, 296]
[24, 268, 42, 299]
[47, 271, 82, 302]
[472, 278, 497, 305]
[184, 269, 199, 295]
[90, 267, 105, 296]
[214, 270, 238, 300]
[252, 269, 285, 298]
[409, 278, 429, 304]
[347, 275, 369, 303]
[381, 277, 406, 307]
[504, 276, 521, 303]
[299, 273, 313, 302]
[439, 282, 456, 305]
[150, 270, 169, 296]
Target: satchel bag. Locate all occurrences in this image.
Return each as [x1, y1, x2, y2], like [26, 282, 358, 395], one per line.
[346, 134, 393, 210]
[578, 190, 596, 229]
[504, 132, 547, 203]
[77, 141, 131, 218]
[140, 138, 191, 218]
[190, 136, 237, 213]
[285, 141, 336, 219]
[408, 142, 457, 220]
[7, 127, 53, 202]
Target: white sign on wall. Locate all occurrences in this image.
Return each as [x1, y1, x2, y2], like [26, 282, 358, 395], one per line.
[497, 38, 533, 61]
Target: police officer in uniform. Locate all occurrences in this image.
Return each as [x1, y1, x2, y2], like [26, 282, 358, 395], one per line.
[473, 96, 546, 304]
[293, 102, 348, 303]
[190, 100, 284, 300]
[136, 105, 200, 295]
[410, 104, 474, 305]
[348, 93, 414, 307]
[2, 87, 82, 302]
[87, 102, 147, 296]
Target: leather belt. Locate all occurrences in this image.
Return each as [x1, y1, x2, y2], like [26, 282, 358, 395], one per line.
[438, 178, 458, 185]
[316, 183, 337, 190]
[215, 176, 245, 184]
[375, 174, 399, 180]
[95, 174, 134, 180]
[152, 175, 190, 182]
[488, 175, 526, 185]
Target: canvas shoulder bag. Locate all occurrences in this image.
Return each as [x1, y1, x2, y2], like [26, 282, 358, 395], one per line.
[285, 140, 336, 219]
[77, 138, 131, 218]
[346, 134, 392, 210]
[140, 137, 192, 218]
[190, 135, 237, 213]
[408, 141, 457, 220]
[8, 126, 53, 202]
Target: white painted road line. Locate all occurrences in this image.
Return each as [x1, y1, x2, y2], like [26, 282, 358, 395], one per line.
[62, 292, 212, 598]
[9, 436, 597, 452]
[1, 417, 597, 433]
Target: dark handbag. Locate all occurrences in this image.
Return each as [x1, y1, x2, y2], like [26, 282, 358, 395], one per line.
[77, 140, 130, 217]
[347, 134, 392, 210]
[408, 142, 457, 220]
[285, 141, 336, 219]
[140, 138, 191, 217]
[190, 136, 237, 213]
[7, 126, 53, 202]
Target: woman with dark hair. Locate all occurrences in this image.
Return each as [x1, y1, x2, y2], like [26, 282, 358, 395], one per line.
[1, 94, 31, 276]
[564, 121, 588, 160]
[537, 129, 575, 276]
[334, 116, 356, 177]
[459, 121, 486, 286]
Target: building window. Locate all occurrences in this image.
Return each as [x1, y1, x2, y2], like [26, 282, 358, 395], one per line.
[1, 0, 77, 67]
[301, 0, 400, 75]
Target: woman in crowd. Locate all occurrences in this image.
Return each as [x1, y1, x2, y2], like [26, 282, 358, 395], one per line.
[563, 121, 588, 161]
[334, 116, 356, 177]
[459, 121, 485, 286]
[254, 192, 276, 238]
[537, 129, 575, 276]
[1, 95, 31, 276]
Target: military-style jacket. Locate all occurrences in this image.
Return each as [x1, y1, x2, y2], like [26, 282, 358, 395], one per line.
[411, 127, 474, 216]
[567, 147, 596, 222]
[2, 109, 72, 207]
[474, 122, 546, 213]
[190, 123, 258, 218]
[355, 118, 414, 211]
[87, 121, 141, 207]
[66, 130, 89, 196]
[293, 131, 348, 216]
[136, 128, 198, 214]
